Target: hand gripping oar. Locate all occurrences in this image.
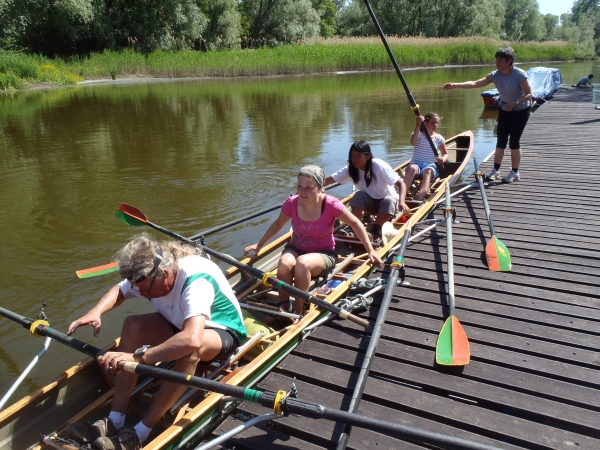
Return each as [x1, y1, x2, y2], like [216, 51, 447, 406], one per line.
[336, 222, 412, 450]
[435, 184, 470, 366]
[473, 157, 512, 271]
[116, 204, 369, 327]
[118, 361, 499, 450]
[0, 305, 104, 358]
[361, 0, 442, 170]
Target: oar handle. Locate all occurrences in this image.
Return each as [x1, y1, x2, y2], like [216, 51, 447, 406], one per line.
[0, 306, 104, 358]
[361, 0, 441, 164]
[472, 157, 496, 236]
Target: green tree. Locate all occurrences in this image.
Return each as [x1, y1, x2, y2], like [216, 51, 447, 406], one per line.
[503, 0, 545, 41]
[312, 0, 337, 37]
[240, 0, 320, 46]
[468, 0, 505, 39]
[199, 0, 241, 49]
[542, 13, 559, 40]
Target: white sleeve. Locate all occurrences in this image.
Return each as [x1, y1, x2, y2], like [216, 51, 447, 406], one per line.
[331, 165, 352, 185]
[181, 278, 214, 321]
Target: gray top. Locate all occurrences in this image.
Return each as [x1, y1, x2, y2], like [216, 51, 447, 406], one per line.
[489, 67, 530, 111]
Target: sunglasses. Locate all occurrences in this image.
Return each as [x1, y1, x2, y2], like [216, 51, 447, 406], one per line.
[126, 245, 163, 284]
[131, 274, 157, 294]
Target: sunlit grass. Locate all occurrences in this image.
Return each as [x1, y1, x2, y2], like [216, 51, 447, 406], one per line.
[1, 37, 576, 90]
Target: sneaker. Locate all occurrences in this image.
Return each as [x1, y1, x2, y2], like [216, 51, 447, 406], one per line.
[93, 427, 141, 450]
[63, 418, 117, 444]
[485, 169, 501, 181]
[502, 170, 520, 183]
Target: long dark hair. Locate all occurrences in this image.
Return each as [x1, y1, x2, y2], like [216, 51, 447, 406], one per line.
[348, 140, 375, 187]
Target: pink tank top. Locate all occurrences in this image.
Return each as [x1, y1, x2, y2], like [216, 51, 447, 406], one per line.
[281, 194, 345, 253]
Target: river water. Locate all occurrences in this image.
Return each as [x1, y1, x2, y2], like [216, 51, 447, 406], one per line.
[0, 60, 594, 402]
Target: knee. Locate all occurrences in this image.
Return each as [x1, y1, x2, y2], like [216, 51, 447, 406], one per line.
[121, 315, 144, 339]
[294, 256, 312, 275]
[278, 254, 296, 272]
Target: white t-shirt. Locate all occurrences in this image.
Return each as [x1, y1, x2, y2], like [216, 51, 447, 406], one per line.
[331, 158, 400, 200]
[119, 255, 246, 343]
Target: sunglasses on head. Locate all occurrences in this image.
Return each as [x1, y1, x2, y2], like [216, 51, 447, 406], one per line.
[126, 245, 163, 283]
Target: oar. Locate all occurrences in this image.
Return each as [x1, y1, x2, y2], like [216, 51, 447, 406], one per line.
[336, 221, 412, 450]
[116, 204, 369, 327]
[361, 0, 442, 170]
[0, 305, 104, 358]
[119, 361, 499, 450]
[435, 184, 470, 366]
[76, 262, 119, 279]
[473, 157, 512, 271]
[0, 305, 497, 450]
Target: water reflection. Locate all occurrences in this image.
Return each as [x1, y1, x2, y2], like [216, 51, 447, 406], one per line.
[0, 61, 591, 398]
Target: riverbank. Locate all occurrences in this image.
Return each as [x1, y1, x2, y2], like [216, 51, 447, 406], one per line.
[1, 37, 577, 92]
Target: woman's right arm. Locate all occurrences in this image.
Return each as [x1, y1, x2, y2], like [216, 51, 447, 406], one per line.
[244, 211, 291, 257]
[444, 76, 491, 90]
[67, 284, 125, 336]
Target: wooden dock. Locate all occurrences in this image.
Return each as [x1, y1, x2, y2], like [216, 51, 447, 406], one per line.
[208, 86, 600, 449]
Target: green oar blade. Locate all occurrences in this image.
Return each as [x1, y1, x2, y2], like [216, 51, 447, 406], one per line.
[116, 209, 146, 226]
[76, 262, 118, 278]
[485, 235, 511, 272]
[436, 316, 470, 366]
[436, 317, 453, 365]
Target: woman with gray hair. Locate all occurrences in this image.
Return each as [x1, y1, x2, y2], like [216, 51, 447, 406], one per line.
[64, 233, 246, 450]
[244, 165, 382, 323]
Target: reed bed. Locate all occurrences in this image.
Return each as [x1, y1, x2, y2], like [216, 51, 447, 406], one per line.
[1, 37, 576, 91]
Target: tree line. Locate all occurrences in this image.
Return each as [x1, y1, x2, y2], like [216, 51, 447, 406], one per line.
[0, 0, 597, 58]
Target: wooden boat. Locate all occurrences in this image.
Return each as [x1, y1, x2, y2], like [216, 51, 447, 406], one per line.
[0, 131, 473, 450]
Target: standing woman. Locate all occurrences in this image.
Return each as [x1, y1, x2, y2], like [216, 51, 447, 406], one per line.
[244, 165, 382, 320]
[324, 141, 409, 238]
[444, 46, 532, 183]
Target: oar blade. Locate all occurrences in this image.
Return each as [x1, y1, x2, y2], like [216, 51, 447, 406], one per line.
[116, 205, 146, 226]
[76, 262, 118, 278]
[485, 235, 511, 272]
[436, 316, 470, 366]
[117, 203, 148, 226]
[435, 317, 453, 365]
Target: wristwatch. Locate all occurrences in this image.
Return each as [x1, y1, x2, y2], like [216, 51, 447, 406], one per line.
[133, 345, 151, 364]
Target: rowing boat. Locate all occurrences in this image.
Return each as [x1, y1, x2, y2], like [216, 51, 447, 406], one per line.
[0, 131, 472, 450]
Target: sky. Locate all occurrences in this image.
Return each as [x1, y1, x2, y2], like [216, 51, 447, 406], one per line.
[537, 0, 574, 16]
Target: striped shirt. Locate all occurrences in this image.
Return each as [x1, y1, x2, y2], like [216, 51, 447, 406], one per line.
[410, 132, 445, 165]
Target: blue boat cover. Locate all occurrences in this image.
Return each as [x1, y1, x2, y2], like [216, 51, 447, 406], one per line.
[481, 67, 563, 102]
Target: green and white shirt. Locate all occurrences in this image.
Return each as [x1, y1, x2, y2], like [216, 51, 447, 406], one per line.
[120, 255, 247, 343]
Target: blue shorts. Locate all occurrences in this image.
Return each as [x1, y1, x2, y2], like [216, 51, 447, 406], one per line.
[413, 162, 438, 178]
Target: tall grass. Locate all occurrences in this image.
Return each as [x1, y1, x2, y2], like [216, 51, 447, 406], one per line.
[1, 37, 576, 90]
[0, 51, 82, 92]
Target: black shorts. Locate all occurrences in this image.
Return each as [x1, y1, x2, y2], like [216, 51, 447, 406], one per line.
[169, 322, 238, 361]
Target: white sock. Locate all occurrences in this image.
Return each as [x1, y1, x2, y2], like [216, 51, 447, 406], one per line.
[108, 411, 126, 430]
[133, 421, 152, 443]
